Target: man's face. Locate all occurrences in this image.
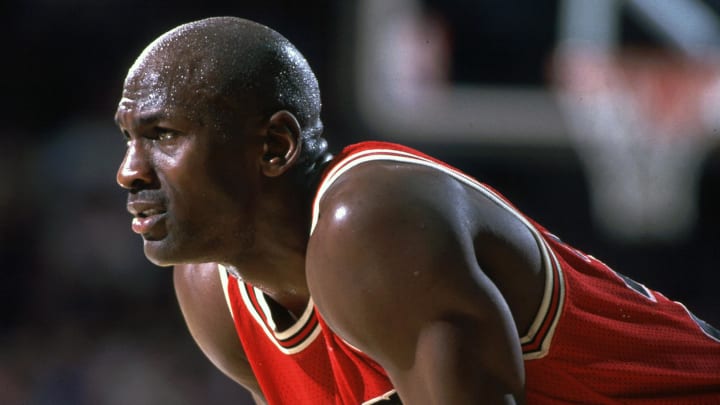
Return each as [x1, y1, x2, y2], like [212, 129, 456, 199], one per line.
[115, 60, 263, 266]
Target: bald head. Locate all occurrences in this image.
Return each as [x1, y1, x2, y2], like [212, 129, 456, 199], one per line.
[123, 16, 325, 161]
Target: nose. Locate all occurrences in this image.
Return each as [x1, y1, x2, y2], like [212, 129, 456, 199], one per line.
[117, 141, 156, 190]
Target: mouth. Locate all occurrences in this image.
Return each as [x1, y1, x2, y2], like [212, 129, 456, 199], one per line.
[135, 207, 165, 218]
[131, 211, 167, 237]
[127, 201, 168, 236]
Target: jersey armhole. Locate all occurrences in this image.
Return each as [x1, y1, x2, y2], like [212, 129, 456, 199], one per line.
[218, 264, 236, 321]
[520, 238, 565, 360]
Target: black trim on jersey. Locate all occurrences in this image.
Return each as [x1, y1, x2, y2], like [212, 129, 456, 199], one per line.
[688, 310, 720, 343]
[615, 272, 655, 301]
[239, 282, 321, 353]
[363, 391, 401, 404]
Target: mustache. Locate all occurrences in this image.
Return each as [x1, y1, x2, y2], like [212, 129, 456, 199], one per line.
[127, 189, 168, 205]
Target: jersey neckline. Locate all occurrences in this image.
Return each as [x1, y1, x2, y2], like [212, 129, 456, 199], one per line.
[239, 281, 321, 354]
[219, 264, 322, 354]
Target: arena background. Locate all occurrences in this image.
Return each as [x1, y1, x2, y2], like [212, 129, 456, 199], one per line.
[2, 1, 719, 403]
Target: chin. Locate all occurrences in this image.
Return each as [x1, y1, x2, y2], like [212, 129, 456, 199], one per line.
[143, 239, 185, 267]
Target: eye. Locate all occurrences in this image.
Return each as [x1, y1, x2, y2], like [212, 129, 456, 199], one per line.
[158, 131, 175, 141]
[154, 127, 178, 142]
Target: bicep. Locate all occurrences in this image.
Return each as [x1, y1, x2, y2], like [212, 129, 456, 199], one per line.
[173, 263, 264, 401]
[308, 177, 524, 404]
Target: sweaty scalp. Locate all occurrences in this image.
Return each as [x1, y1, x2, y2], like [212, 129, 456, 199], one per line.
[124, 17, 325, 157]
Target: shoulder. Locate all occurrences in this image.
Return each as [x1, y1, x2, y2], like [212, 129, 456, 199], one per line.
[309, 160, 472, 290]
[306, 160, 528, 399]
[307, 159, 501, 350]
[314, 158, 469, 232]
[310, 156, 533, 266]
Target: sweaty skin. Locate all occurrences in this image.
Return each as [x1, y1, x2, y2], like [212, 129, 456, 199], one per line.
[307, 161, 545, 404]
[117, 17, 545, 404]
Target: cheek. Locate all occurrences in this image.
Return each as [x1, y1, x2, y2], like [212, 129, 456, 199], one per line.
[169, 170, 248, 223]
[207, 150, 259, 202]
[155, 159, 208, 225]
[160, 139, 258, 221]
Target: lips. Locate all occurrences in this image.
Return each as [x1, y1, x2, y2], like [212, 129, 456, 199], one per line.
[127, 200, 167, 236]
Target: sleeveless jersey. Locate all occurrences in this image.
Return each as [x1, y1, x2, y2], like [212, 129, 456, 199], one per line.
[221, 141, 720, 404]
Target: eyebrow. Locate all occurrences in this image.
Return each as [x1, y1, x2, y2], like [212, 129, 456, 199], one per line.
[115, 109, 168, 129]
[137, 111, 166, 126]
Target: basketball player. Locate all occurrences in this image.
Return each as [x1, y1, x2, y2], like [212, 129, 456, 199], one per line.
[115, 17, 720, 404]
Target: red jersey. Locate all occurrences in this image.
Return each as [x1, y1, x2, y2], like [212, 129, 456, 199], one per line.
[220, 272, 397, 404]
[221, 141, 720, 404]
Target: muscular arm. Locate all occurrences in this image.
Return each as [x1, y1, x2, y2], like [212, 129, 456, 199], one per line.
[173, 263, 266, 404]
[307, 164, 529, 404]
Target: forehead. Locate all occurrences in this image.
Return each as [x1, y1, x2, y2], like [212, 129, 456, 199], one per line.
[123, 56, 200, 105]
[115, 97, 167, 126]
[116, 31, 264, 131]
[116, 58, 213, 127]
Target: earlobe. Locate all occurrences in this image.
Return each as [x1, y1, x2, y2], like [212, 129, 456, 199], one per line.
[261, 111, 303, 177]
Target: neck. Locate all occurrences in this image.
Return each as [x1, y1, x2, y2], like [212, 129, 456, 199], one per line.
[225, 259, 309, 317]
[294, 151, 334, 195]
[225, 156, 333, 316]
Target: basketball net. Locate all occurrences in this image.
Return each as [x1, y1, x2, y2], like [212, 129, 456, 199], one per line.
[553, 49, 719, 242]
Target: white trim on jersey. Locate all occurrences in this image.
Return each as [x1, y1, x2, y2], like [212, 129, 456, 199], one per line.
[520, 237, 565, 360]
[218, 264, 235, 321]
[362, 389, 399, 405]
[238, 282, 322, 355]
[252, 285, 317, 342]
[217, 264, 322, 355]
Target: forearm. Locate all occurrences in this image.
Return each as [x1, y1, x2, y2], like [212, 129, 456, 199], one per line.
[396, 318, 524, 405]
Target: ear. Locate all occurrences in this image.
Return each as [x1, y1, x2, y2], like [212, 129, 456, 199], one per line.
[260, 110, 303, 177]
